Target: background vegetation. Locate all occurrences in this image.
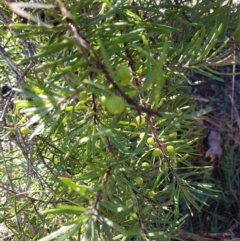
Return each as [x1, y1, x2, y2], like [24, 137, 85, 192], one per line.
[0, 0, 239, 240]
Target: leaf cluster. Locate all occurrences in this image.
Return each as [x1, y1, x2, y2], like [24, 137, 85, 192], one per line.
[0, 0, 238, 240]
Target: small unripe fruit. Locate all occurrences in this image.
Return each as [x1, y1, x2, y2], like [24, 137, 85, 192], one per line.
[20, 126, 30, 135]
[177, 79, 182, 85]
[131, 213, 138, 219]
[116, 64, 131, 86]
[142, 162, 150, 168]
[169, 132, 177, 138]
[148, 190, 156, 198]
[166, 145, 175, 153]
[139, 132, 145, 140]
[147, 137, 154, 145]
[134, 177, 143, 185]
[152, 148, 161, 157]
[100, 96, 107, 106]
[106, 96, 125, 114]
[136, 115, 146, 125]
[6, 32, 12, 38]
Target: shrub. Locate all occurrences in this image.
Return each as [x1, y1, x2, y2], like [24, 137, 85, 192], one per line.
[0, 0, 237, 240]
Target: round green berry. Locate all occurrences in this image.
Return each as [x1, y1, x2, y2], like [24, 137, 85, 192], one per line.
[134, 177, 143, 185]
[116, 64, 131, 86]
[20, 126, 30, 135]
[147, 137, 155, 145]
[142, 162, 150, 168]
[105, 96, 125, 114]
[152, 148, 161, 157]
[148, 190, 156, 198]
[100, 96, 107, 106]
[166, 145, 175, 153]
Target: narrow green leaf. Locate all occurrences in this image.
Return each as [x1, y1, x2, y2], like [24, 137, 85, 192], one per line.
[207, 37, 230, 60]
[42, 205, 86, 215]
[25, 108, 53, 127]
[36, 54, 82, 71]
[10, 23, 62, 30]
[179, 28, 205, 63]
[97, 37, 116, 80]
[90, 0, 123, 24]
[56, 223, 82, 241]
[58, 177, 95, 196]
[124, 9, 142, 21]
[15, 100, 52, 108]
[82, 221, 92, 241]
[100, 217, 127, 235]
[38, 224, 75, 241]
[100, 217, 113, 241]
[192, 68, 224, 82]
[196, 23, 223, 61]
[233, 4, 240, 40]
[154, 38, 168, 99]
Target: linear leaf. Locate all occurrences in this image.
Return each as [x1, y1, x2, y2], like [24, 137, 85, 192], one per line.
[42, 205, 86, 215]
[38, 224, 75, 241]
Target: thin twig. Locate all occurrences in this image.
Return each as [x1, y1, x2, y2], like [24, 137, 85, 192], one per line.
[0, 183, 68, 204]
[0, 45, 21, 79]
[228, 93, 240, 129]
[14, 128, 33, 191]
[92, 136, 113, 210]
[0, 92, 14, 123]
[92, 167, 111, 210]
[0, 141, 14, 190]
[231, 49, 236, 123]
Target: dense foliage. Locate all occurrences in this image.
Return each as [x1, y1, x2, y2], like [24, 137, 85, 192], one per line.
[0, 0, 238, 240]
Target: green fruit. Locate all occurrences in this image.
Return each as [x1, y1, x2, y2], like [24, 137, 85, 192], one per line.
[134, 177, 143, 185]
[130, 213, 138, 219]
[169, 132, 177, 138]
[142, 162, 150, 168]
[20, 126, 30, 135]
[147, 137, 155, 145]
[105, 96, 125, 114]
[136, 115, 146, 125]
[79, 91, 87, 102]
[148, 190, 156, 198]
[152, 148, 161, 157]
[139, 132, 145, 140]
[100, 96, 107, 106]
[116, 64, 131, 86]
[6, 32, 12, 38]
[166, 145, 175, 153]
[176, 79, 183, 85]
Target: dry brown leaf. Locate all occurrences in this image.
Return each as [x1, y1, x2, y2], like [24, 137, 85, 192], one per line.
[205, 131, 222, 162]
[202, 116, 223, 130]
[202, 116, 240, 147]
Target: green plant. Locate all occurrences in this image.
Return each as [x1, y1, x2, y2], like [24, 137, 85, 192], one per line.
[0, 0, 237, 240]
